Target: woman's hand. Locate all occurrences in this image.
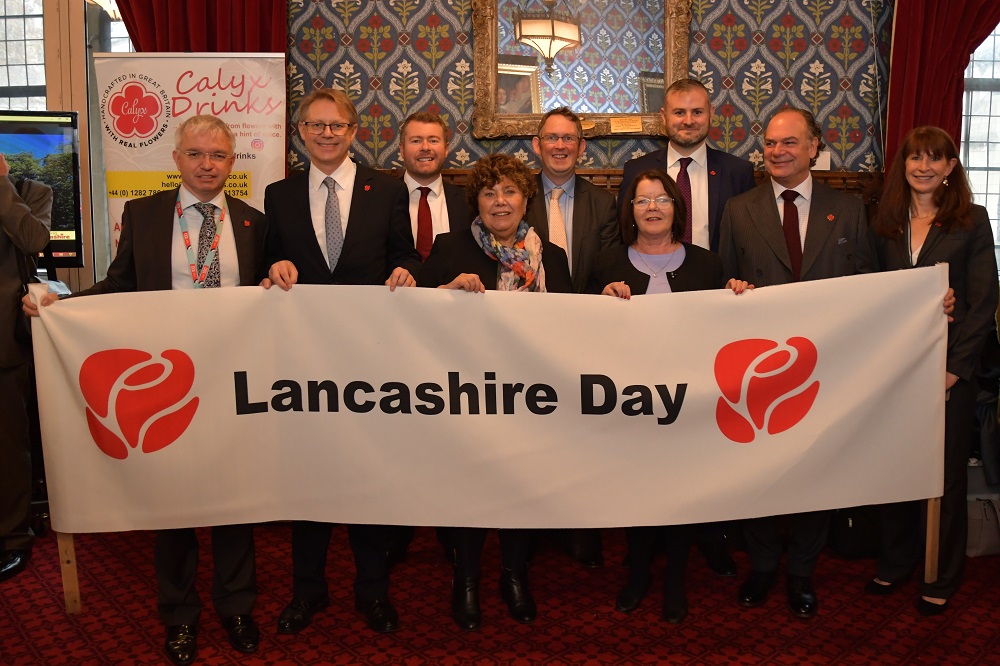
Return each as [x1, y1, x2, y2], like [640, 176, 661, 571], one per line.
[945, 372, 959, 391]
[267, 261, 299, 290]
[726, 278, 753, 294]
[602, 281, 632, 300]
[441, 273, 485, 292]
[943, 287, 955, 322]
[385, 267, 415, 290]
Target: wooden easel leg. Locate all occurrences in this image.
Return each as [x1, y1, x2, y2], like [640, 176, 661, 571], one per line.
[56, 532, 82, 614]
[924, 497, 941, 584]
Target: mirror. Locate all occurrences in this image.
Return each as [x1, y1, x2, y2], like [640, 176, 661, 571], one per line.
[471, 0, 691, 138]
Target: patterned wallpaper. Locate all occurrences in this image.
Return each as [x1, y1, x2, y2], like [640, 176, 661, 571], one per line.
[286, 0, 892, 172]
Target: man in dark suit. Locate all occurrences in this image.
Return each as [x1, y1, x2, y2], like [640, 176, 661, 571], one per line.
[719, 108, 877, 619]
[619, 78, 750, 577]
[0, 154, 51, 584]
[618, 78, 756, 253]
[263, 89, 421, 636]
[524, 107, 619, 567]
[25, 115, 267, 665]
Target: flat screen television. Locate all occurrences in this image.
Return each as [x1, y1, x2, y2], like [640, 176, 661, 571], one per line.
[0, 109, 84, 268]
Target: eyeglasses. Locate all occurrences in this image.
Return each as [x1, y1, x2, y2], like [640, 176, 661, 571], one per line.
[300, 121, 356, 136]
[180, 150, 232, 163]
[632, 196, 674, 208]
[538, 134, 580, 145]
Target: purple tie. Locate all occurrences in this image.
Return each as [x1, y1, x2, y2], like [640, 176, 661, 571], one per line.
[781, 190, 802, 281]
[676, 157, 693, 243]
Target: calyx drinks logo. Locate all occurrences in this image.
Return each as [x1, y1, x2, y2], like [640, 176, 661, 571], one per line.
[79, 349, 199, 459]
[100, 75, 171, 148]
[714, 338, 819, 444]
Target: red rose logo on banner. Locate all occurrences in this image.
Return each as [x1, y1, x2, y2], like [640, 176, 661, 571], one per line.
[715, 338, 820, 444]
[107, 82, 164, 139]
[79, 349, 199, 459]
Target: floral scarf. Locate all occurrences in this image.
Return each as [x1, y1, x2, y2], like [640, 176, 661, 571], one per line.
[471, 217, 547, 292]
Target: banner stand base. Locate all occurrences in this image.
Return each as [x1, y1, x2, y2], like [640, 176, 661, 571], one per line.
[56, 532, 81, 614]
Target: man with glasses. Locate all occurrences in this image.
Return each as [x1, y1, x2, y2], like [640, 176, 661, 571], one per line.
[262, 88, 420, 636]
[527, 107, 619, 568]
[24, 114, 267, 666]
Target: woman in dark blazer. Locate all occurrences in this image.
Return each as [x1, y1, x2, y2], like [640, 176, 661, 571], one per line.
[417, 154, 571, 631]
[865, 126, 998, 615]
[591, 169, 749, 624]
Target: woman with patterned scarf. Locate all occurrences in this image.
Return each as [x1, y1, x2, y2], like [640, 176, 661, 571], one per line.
[418, 153, 571, 631]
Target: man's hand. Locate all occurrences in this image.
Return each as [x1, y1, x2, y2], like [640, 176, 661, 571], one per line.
[385, 267, 415, 291]
[22, 291, 59, 317]
[267, 261, 298, 290]
[943, 287, 956, 322]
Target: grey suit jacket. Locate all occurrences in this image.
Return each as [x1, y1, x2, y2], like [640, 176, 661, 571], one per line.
[719, 180, 877, 287]
[1, 176, 52, 367]
[524, 173, 620, 293]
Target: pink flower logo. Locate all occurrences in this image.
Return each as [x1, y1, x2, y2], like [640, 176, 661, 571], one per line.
[107, 82, 164, 139]
[79, 349, 199, 459]
[715, 338, 820, 444]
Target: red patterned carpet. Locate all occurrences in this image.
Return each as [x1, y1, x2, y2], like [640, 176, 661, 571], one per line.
[2, 524, 999, 665]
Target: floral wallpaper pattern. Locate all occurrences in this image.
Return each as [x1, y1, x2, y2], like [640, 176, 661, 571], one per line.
[286, 0, 892, 172]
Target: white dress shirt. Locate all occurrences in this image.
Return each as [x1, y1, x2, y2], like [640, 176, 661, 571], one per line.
[404, 172, 451, 241]
[666, 142, 709, 250]
[171, 186, 240, 288]
[770, 173, 814, 251]
[308, 159, 357, 267]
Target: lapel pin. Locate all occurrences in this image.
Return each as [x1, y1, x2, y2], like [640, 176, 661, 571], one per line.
[709, 170, 717, 176]
[244, 220, 251, 227]
[364, 184, 371, 191]
[827, 214, 835, 221]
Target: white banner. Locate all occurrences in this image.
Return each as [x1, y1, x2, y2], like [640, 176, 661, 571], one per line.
[93, 53, 286, 252]
[29, 267, 948, 533]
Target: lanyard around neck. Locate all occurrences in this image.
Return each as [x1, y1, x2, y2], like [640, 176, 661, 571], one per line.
[175, 197, 226, 288]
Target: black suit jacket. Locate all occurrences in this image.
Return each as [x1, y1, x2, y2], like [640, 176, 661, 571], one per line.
[719, 180, 878, 287]
[77, 187, 267, 294]
[618, 146, 756, 252]
[524, 174, 619, 293]
[588, 242, 725, 295]
[875, 205, 999, 382]
[417, 227, 573, 294]
[442, 181, 474, 232]
[263, 164, 420, 285]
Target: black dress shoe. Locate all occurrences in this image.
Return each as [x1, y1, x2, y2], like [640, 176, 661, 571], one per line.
[355, 598, 400, 633]
[916, 597, 949, 616]
[738, 570, 777, 607]
[787, 575, 818, 618]
[222, 615, 259, 653]
[699, 540, 737, 577]
[615, 579, 650, 613]
[164, 624, 197, 665]
[662, 581, 688, 624]
[451, 576, 481, 631]
[864, 577, 905, 596]
[0, 550, 30, 583]
[277, 597, 329, 634]
[499, 569, 536, 623]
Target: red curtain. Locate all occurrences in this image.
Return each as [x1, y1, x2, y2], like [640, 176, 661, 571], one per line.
[117, 0, 287, 53]
[884, 0, 1000, 165]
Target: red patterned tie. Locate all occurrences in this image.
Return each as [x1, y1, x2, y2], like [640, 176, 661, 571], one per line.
[417, 186, 433, 261]
[676, 157, 693, 243]
[781, 189, 802, 281]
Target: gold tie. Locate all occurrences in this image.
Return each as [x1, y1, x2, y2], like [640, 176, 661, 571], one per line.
[548, 187, 568, 259]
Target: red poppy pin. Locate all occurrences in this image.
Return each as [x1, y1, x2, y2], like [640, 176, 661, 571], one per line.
[709, 170, 717, 176]
[364, 184, 371, 191]
[827, 214, 835, 221]
[244, 220, 251, 227]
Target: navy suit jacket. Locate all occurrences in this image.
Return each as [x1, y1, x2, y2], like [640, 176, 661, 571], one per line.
[618, 145, 756, 252]
[524, 174, 620, 293]
[77, 187, 268, 294]
[263, 163, 420, 285]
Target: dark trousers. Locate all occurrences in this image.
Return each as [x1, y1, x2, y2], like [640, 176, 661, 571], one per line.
[743, 510, 830, 578]
[0, 363, 33, 552]
[443, 527, 536, 579]
[155, 524, 257, 626]
[623, 525, 693, 587]
[876, 378, 974, 599]
[290, 521, 392, 606]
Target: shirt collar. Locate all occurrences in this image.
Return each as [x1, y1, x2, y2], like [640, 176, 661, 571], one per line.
[403, 172, 443, 196]
[309, 158, 356, 191]
[770, 173, 813, 202]
[667, 141, 707, 169]
[540, 172, 576, 198]
[178, 185, 226, 212]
